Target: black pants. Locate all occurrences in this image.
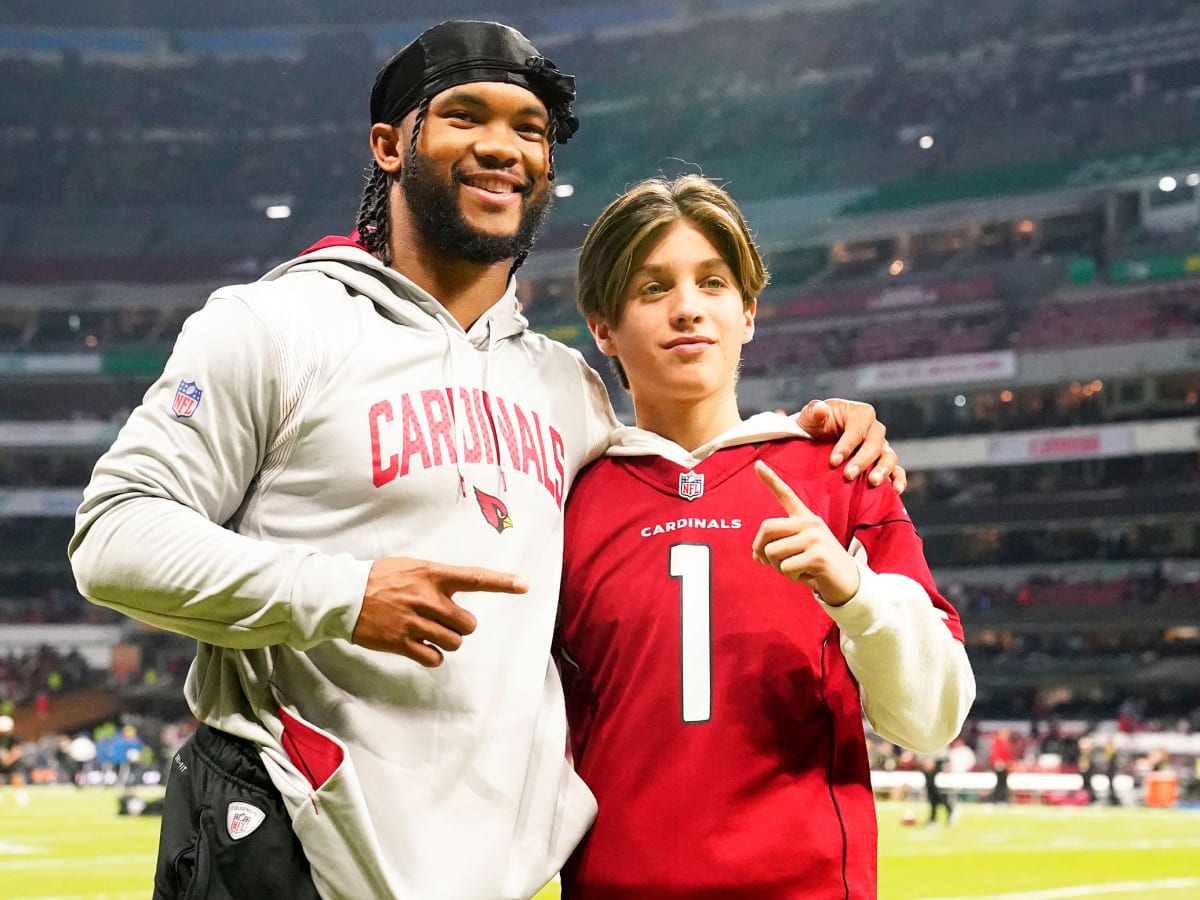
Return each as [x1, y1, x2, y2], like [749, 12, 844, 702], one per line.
[153, 724, 321, 900]
[928, 790, 953, 824]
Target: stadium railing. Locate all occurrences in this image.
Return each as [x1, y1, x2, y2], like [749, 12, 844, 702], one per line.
[871, 769, 1136, 800]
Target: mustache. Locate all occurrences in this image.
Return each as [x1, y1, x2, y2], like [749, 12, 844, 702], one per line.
[452, 166, 536, 195]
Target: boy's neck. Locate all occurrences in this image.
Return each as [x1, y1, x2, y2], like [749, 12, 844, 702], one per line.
[632, 393, 742, 454]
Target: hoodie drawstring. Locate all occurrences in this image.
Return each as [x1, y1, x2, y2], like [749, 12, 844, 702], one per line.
[435, 315, 469, 501]
[483, 322, 509, 496]
[437, 313, 509, 502]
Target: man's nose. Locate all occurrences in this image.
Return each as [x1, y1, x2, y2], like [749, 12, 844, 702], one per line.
[473, 124, 522, 167]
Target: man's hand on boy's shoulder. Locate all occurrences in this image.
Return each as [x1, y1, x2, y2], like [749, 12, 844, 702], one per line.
[795, 398, 906, 495]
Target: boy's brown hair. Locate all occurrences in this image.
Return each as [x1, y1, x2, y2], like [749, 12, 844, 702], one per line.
[577, 174, 769, 323]
[576, 175, 768, 388]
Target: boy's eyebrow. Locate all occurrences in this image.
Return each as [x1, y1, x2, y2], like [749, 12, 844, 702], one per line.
[436, 90, 548, 120]
[632, 258, 731, 277]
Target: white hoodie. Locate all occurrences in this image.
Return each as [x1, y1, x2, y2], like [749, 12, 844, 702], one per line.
[69, 245, 618, 900]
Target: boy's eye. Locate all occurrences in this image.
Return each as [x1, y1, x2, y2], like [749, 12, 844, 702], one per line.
[641, 283, 664, 296]
[702, 277, 726, 289]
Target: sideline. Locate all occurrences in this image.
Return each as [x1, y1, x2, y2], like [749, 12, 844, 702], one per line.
[918, 877, 1200, 900]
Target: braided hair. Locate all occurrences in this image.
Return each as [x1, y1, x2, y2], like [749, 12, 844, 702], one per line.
[354, 96, 432, 267]
[354, 163, 391, 265]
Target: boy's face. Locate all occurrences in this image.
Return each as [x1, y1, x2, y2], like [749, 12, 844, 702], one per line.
[588, 220, 755, 405]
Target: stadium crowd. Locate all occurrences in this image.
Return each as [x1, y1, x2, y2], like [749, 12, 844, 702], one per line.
[0, 0, 1197, 226]
[0, 645, 94, 714]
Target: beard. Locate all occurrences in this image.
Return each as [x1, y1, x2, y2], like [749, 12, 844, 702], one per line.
[399, 149, 553, 265]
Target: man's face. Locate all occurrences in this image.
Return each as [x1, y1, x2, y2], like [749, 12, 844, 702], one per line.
[400, 82, 554, 265]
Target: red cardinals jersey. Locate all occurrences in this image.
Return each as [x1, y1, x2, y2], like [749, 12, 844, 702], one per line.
[557, 433, 965, 899]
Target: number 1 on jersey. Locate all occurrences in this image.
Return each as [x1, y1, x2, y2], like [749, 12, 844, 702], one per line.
[669, 543, 712, 724]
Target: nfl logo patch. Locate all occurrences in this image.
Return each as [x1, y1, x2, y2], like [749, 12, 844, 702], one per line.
[172, 380, 202, 418]
[678, 471, 704, 502]
[226, 800, 266, 841]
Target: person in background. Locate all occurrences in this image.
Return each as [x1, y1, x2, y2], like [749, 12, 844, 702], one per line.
[1077, 736, 1098, 804]
[1103, 739, 1124, 806]
[991, 759, 1010, 804]
[0, 715, 24, 785]
[924, 757, 955, 826]
[556, 175, 974, 899]
[947, 736, 977, 775]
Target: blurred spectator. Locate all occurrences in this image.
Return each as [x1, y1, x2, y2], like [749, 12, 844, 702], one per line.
[0, 714, 24, 784]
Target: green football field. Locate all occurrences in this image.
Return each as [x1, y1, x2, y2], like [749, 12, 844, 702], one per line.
[1, 787, 1198, 899]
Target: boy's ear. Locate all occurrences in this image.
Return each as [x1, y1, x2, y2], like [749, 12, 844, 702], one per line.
[587, 315, 619, 357]
[742, 298, 757, 343]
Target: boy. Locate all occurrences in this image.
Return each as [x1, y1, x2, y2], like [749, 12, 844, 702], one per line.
[557, 176, 975, 899]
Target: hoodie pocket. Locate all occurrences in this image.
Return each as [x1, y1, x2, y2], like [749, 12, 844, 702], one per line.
[277, 704, 345, 791]
[177, 807, 214, 900]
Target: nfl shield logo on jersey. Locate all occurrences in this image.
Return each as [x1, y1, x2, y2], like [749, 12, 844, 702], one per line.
[172, 380, 203, 418]
[226, 801, 265, 841]
[678, 471, 704, 501]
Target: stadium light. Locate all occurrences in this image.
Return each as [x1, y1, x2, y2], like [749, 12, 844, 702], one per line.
[953, 394, 967, 408]
[554, 183, 575, 198]
[888, 259, 905, 276]
[918, 135, 934, 150]
[1187, 173, 1200, 188]
[265, 205, 292, 219]
[1157, 176, 1177, 192]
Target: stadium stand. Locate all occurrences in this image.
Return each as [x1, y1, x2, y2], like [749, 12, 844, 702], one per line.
[0, 0, 1197, 809]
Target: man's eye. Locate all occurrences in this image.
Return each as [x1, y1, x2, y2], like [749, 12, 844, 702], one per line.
[446, 110, 475, 122]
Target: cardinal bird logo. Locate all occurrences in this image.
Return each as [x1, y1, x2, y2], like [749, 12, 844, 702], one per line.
[474, 486, 514, 533]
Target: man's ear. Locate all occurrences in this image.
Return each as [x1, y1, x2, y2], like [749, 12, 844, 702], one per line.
[742, 298, 757, 343]
[586, 315, 619, 357]
[370, 122, 406, 175]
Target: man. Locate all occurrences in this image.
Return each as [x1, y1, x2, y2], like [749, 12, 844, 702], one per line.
[69, 21, 898, 900]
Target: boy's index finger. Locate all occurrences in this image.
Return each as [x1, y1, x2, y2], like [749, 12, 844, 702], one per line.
[754, 460, 808, 517]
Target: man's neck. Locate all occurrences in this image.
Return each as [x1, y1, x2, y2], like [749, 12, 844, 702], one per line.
[388, 239, 513, 330]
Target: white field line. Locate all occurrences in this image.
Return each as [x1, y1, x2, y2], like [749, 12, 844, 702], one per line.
[883, 836, 1200, 857]
[0, 853, 155, 871]
[0, 832, 149, 845]
[886, 803, 1200, 823]
[917, 877, 1200, 900]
